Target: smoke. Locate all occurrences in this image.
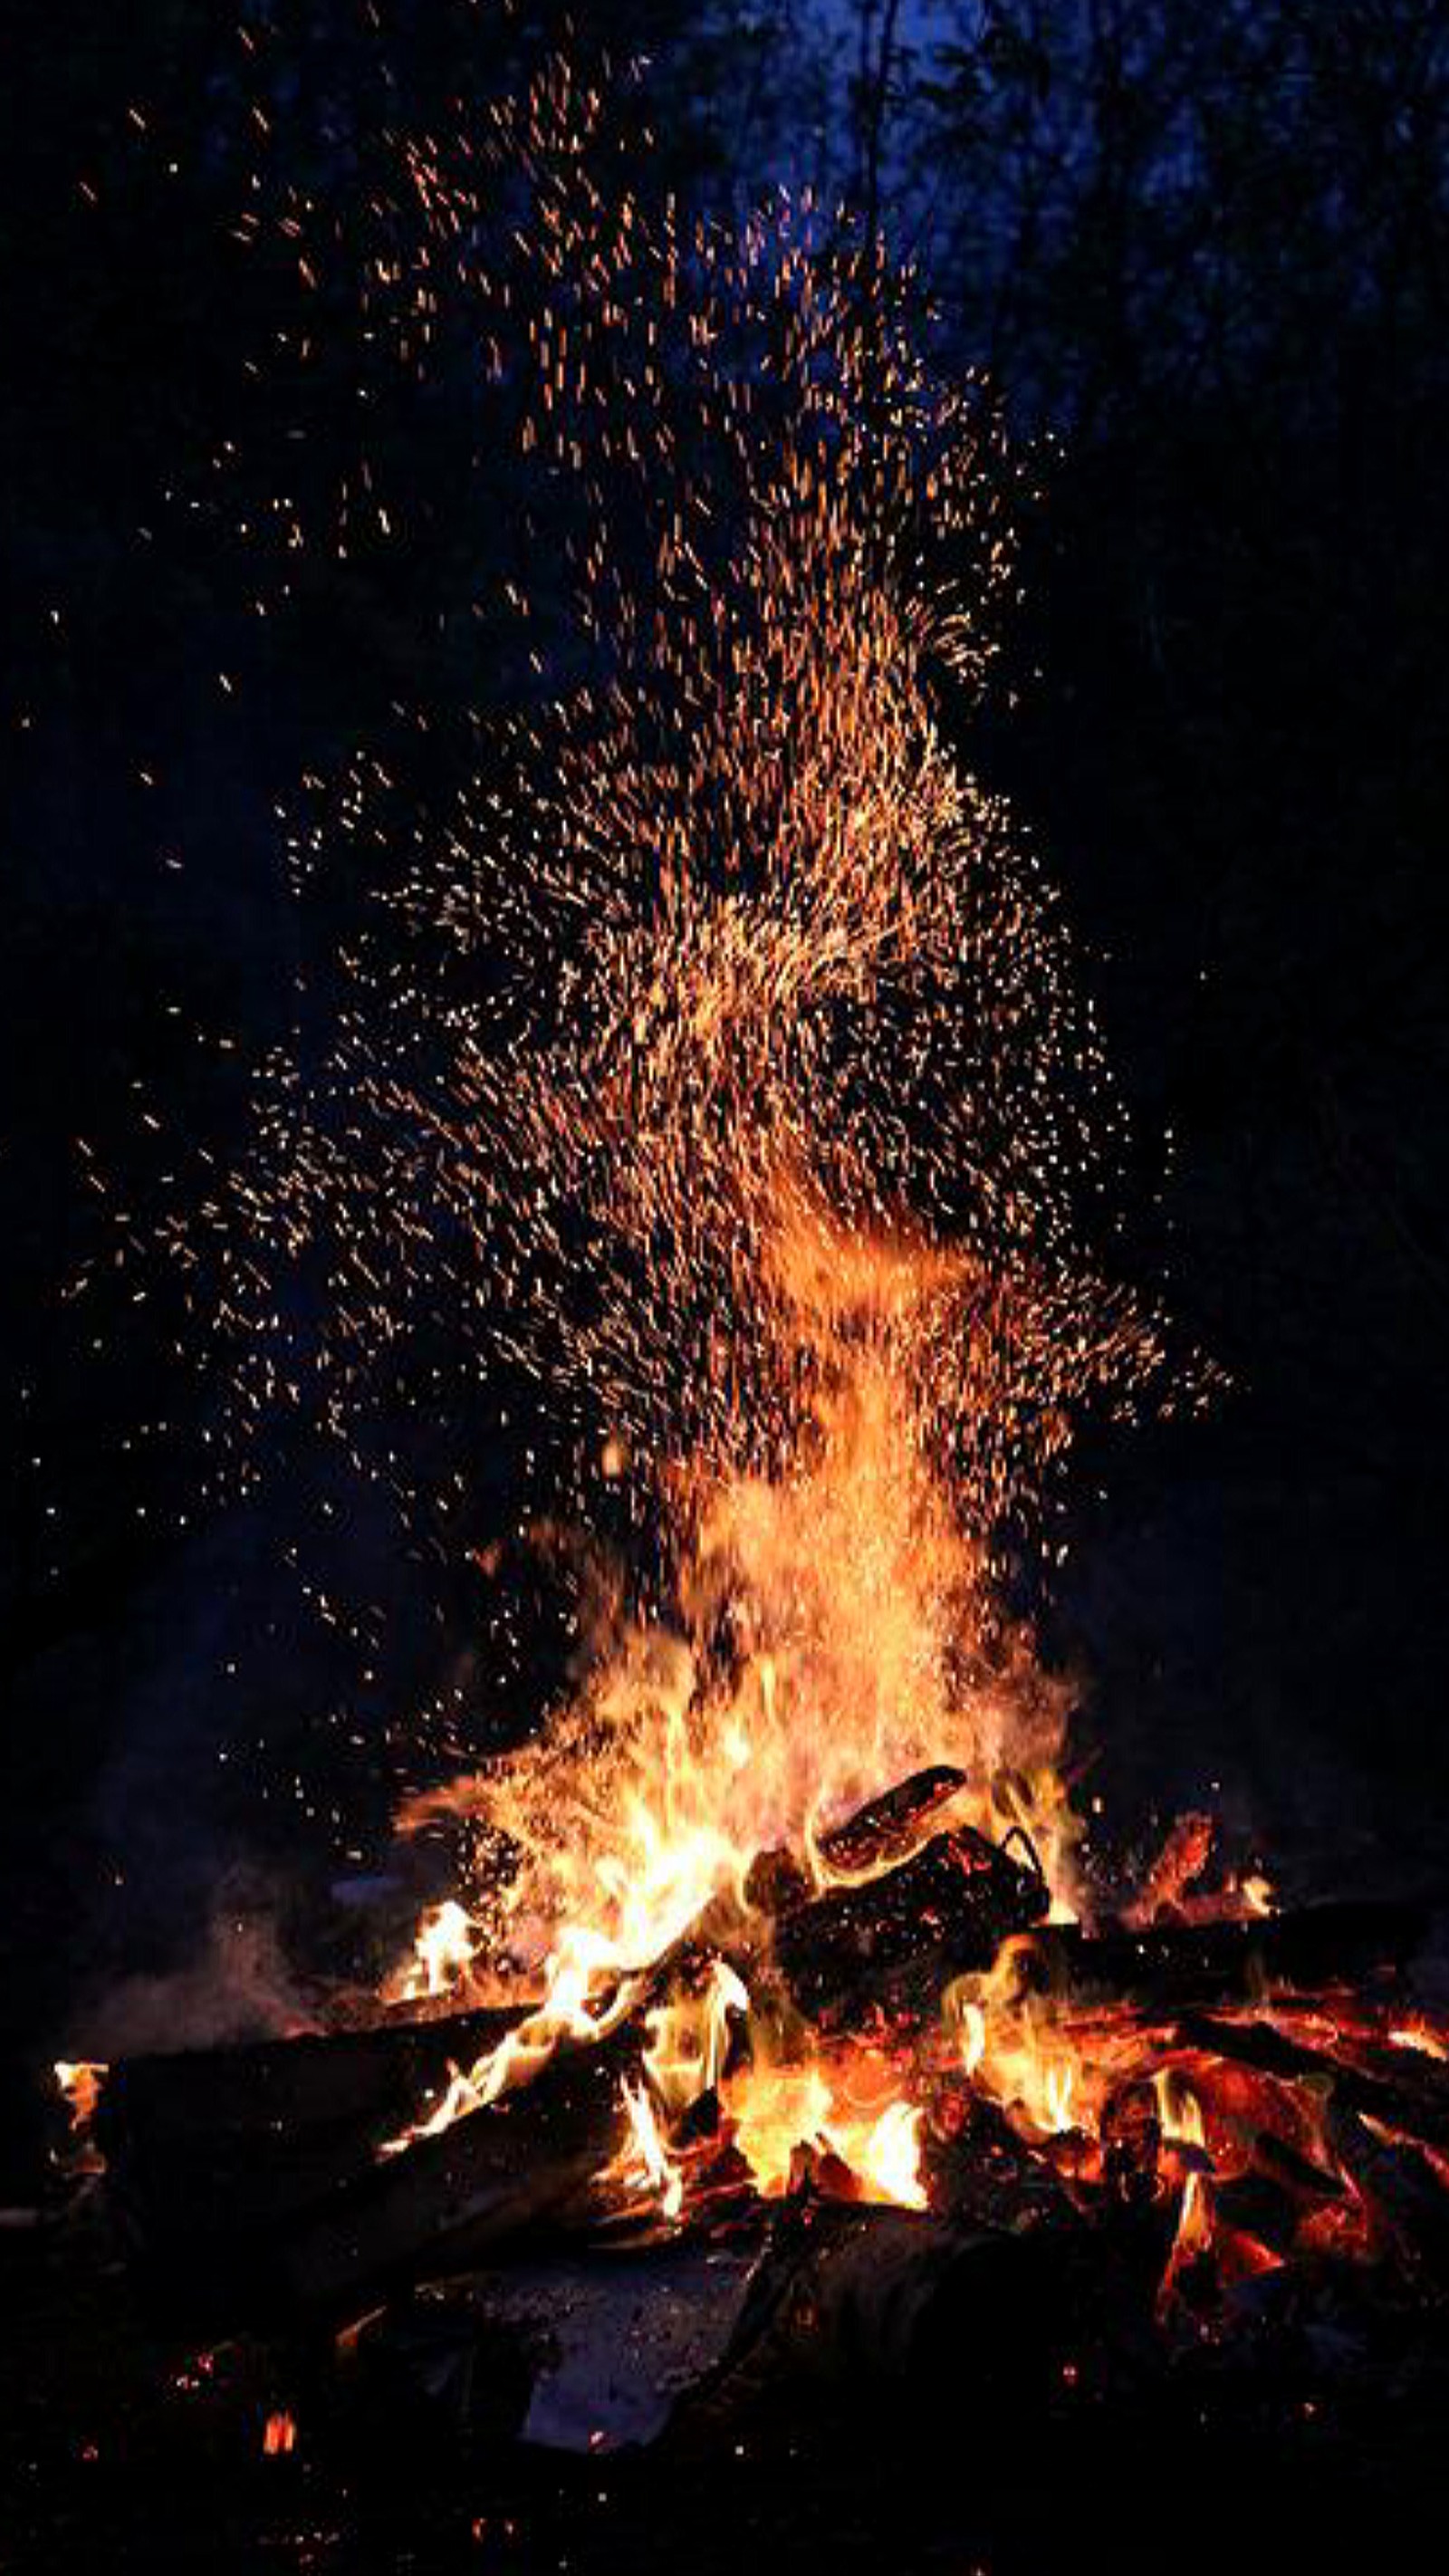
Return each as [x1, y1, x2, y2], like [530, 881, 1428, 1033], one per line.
[64, 1880, 318, 2060]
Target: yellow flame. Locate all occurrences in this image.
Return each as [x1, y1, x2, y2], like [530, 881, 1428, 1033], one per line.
[944, 1955, 1091, 2142]
[614, 2078, 684, 2222]
[955, 1996, 986, 2078]
[1042, 2061, 1077, 2135]
[1388, 2023, 1449, 2061]
[642, 1959, 749, 2115]
[389, 1898, 478, 2003]
[1154, 2069, 1214, 2267]
[384, 1925, 645, 2151]
[1154, 2068, 1205, 2149]
[858, 2100, 927, 2210]
[722, 2062, 835, 2198]
[720, 2049, 927, 2210]
[393, 1256, 1083, 2158]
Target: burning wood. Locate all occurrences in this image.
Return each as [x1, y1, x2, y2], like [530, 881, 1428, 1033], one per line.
[81, 1760, 1449, 2385]
[772, 1820, 1050, 2022]
[89, 1787, 1044, 2321]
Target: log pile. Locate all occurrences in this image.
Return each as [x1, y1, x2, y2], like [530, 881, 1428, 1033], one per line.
[81, 1766, 1449, 2452]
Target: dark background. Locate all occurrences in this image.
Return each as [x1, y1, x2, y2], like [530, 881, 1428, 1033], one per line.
[5, 0, 1448, 2124]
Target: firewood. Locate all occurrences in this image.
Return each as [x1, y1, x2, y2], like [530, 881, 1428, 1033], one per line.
[816, 1765, 970, 1875]
[773, 1823, 1050, 2023]
[270, 2023, 642, 2319]
[738, 1766, 970, 1920]
[1322, 2096, 1449, 2278]
[101, 2017, 643, 2330]
[1211, 2170, 1305, 2256]
[677, 2196, 1107, 2437]
[1020, 1898, 1435, 2015]
[94, 1804, 1038, 2312]
[1170, 2012, 1449, 2151]
[92, 2000, 527, 2163]
[1248, 2126, 1346, 2205]
[91, 1998, 536, 2299]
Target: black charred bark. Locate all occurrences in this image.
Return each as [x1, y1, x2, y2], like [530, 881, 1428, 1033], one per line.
[96, 2015, 638, 2331]
[773, 1823, 1050, 2023]
[1020, 1898, 1436, 2014]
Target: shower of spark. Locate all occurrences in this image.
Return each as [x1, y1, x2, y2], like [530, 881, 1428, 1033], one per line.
[99, 53, 1194, 2023]
[59, 38, 1449, 2315]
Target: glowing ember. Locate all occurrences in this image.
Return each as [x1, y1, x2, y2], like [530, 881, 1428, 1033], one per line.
[262, 2411, 297, 2458]
[1389, 2023, 1449, 2061]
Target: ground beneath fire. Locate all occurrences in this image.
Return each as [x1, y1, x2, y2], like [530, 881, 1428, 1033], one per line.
[5, 2202, 1448, 2576]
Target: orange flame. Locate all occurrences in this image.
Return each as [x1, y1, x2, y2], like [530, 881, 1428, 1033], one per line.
[1155, 2068, 1214, 2288]
[720, 2052, 927, 2210]
[54, 2061, 107, 2132]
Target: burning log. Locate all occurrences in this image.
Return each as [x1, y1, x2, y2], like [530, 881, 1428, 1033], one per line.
[100, 2016, 642, 2329]
[269, 2024, 641, 2319]
[1248, 2125, 1348, 2207]
[773, 1821, 1050, 2023]
[740, 1764, 972, 1920]
[91, 1997, 535, 2297]
[1018, 1898, 1435, 2015]
[91, 1802, 1046, 2319]
[84, 1752, 1447, 2369]
[94, 2000, 524, 2158]
[1210, 2171, 1308, 2258]
[817, 1765, 970, 1876]
[1322, 2096, 1449, 2280]
[1168, 2011, 1449, 2153]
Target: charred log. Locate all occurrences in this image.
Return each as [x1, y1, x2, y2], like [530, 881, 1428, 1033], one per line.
[93, 1999, 525, 2159]
[1323, 2096, 1449, 2279]
[1017, 1898, 1435, 2014]
[816, 1766, 970, 1876]
[100, 2021, 641, 2331]
[774, 1823, 1050, 2023]
[91, 1996, 536, 2296]
[269, 2025, 640, 2320]
[677, 2194, 1128, 2442]
[741, 1765, 972, 1919]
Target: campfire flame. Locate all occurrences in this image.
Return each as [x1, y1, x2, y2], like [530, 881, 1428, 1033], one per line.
[388, 1899, 480, 2004]
[350, 107, 1177, 2206]
[91, 53, 1449, 2327]
[355, 80, 1449, 2292]
[54, 2062, 107, 2132]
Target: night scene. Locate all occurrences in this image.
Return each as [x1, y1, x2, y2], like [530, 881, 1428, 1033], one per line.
[5, 6, 1449, 2572]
